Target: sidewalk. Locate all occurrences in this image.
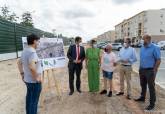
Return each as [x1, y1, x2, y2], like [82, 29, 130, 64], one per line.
[0, 59, 165, 114]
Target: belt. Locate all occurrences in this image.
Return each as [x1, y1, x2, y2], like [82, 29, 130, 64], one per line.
[122, 64, 131, 67]
[140, 68, 153, 70]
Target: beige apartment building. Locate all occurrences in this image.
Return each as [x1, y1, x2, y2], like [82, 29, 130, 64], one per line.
[95, 30, 115, 43]
[115, 9, 165, 45]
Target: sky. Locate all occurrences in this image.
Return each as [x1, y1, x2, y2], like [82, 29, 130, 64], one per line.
[0, 0, 165, 42]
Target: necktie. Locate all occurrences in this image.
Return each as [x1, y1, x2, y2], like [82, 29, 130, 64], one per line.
[77, 46, 80, 60]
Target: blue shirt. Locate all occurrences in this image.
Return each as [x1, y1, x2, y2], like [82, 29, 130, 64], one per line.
[119, 46, 137, 65]
[140, 43, 161, 68]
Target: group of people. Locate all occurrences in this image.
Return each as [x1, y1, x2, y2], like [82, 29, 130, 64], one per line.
[67, 35, 161, 111]
[17, 34, 161, 114]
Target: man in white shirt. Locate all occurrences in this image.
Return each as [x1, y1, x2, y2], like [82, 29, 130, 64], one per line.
[67, 36, 85, 95]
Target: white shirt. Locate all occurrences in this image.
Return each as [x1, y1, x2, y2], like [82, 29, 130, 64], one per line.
[101, 52, 117, 72]
[76, 45, 80, 61]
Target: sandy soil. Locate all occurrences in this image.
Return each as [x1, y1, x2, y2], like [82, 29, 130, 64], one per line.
[0, 59, 165, 114]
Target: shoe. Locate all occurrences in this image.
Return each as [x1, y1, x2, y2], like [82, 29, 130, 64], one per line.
[69, 91, 74, 95]
[107, 91, 112, 97]
[116, 92, 124, 96]
[100, 90, 107, 95]
[126, 95, 131, 100]
[77, 89, 82, 93]
[134, 97, 145, 102]
[145, 104, 155, 110]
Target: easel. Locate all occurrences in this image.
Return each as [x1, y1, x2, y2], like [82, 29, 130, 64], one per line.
[40, 68, 62, 109]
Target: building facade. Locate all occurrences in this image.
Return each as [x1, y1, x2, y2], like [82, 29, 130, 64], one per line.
[115, 9, 165, 45]
[95, 30, 115, 43]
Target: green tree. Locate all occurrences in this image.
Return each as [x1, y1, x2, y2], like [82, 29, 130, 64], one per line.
[0, 5, 18, 22]
[20, 11, 34, 27]
[0, 6, 10, 20]
[8, 12, 19, 22]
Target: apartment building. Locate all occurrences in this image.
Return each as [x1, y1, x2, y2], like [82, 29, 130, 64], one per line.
[115, 9, 165, 45]
[95, 30, 115, 43]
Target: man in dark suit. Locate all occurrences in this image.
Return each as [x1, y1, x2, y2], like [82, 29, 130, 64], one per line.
[67, 36, 85, 95]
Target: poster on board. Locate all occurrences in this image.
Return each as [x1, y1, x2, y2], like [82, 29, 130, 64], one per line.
[22, 37, 66, 70]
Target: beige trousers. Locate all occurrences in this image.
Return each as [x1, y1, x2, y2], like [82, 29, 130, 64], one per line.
[119, 65, 132, 96]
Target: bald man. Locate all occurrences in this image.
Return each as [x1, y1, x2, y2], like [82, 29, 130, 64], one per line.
[135, 35, 161, 110]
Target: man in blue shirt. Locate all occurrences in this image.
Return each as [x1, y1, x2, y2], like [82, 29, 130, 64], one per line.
[135, 35, 161, 110]
[116, 38, 137, 99]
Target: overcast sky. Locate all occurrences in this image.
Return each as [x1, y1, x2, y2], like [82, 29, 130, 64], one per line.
[0, 0, 165, 42]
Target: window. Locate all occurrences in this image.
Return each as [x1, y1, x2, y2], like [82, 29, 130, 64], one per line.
[160, 14, 163, 18]
[160, 29, 164, 33]
[160, 21, 163, 25]
[143, 12, 146, 17]
[144, 18, 147, 23]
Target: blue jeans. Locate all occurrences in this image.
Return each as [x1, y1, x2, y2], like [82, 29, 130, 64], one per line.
[25, 82, 42, 114]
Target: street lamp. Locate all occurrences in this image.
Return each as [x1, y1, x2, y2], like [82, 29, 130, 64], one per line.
[52, 29, 59, 41]
[52, 29, 57, 38]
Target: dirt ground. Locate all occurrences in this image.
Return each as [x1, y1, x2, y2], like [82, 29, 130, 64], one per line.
[0, 59, 165, 114]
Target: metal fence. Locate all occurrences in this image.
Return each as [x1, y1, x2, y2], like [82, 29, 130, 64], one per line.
[0, 18, 56, 61]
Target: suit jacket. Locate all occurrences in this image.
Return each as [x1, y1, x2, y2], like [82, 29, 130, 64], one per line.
[67, 44, 85, 66]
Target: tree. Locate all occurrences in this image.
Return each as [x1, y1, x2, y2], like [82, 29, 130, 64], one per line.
[8, 12, 19, 22]
[0, 5, 18, 22]
[0, 6, 10, 20]
[20, 11, 34, 27]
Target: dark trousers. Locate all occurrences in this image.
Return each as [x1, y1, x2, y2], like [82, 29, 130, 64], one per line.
[25, 82, 42, 114]
[68, 63, 82, 92]
[139, 69, 156, 105]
